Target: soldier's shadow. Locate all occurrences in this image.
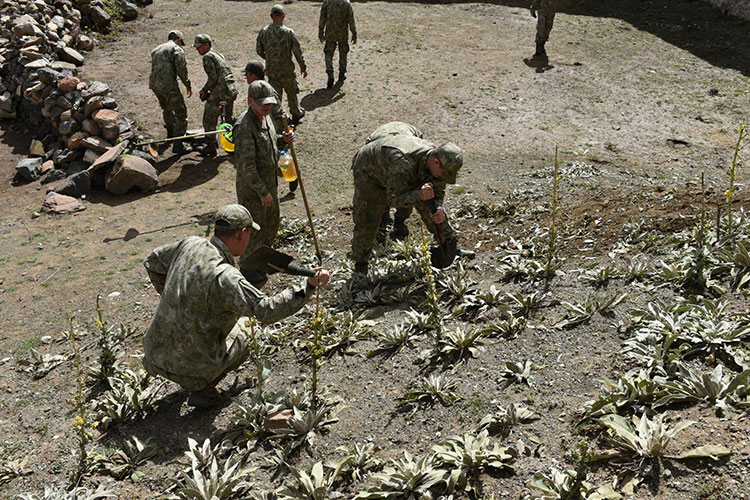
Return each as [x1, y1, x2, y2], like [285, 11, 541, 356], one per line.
[300, 84, 346, 112]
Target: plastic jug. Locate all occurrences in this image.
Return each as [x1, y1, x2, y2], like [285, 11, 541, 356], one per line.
[278, 149, 297, 181]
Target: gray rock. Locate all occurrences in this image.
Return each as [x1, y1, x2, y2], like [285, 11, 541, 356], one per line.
[101, 124, 119, 141]
[29, 139, 45, 156]
[129, 149, 155, 165]
[24, 58, 50, 70]
[77, 35, 93, 51]
[56, 95, 72, 110]
[13, 15, 42, 37]
[81, 136, 111, 152]
[59, 47, 84, 66]
[42, 192, 85, 213]
[58, 119, 79, 135]
[47, 169, 91, 197]
[81, 118, 101, 135]
[83, 148, 101, 163]
[105, 154, 158, 195]
[84, 95, 103, 116]
[0, 91, 13, 113]
[89, 141, 127, 171]
[40, 168, 66, 184]
[48, 60, 77, 73]
[81, 81, 109, 99]
[101, 96, 117, 109]
[89, 6, 111, 29]
[66, 160, 89, 175]
[118, 115, 131, 134]
[37, 68, 61, 85]
[50, 15, 65, 30]
[15, 157, 43, 181]
[56, 148, 81, 164]
[121, 1, 138, 21]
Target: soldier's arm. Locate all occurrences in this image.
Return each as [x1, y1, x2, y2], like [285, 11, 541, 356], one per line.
[433, 180, 446, 207]
[348, 2, 357, 42]
[385, 149, 422, 208]
[530, 0, 541, 10]
[291, 32, 307, 73]
[202, 55, 218, 92]
[256, 31, 265, 59]
[143, 241, 181, 294]
[174, 47, 191, 91]
[235, 121, 272, 197]
[318, 0, 327, 41]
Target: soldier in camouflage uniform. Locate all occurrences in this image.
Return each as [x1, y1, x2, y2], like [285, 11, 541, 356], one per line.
[366, 121, 424, 242]
[530, 0, 558, 57]
[256, 4, 308, 124]
[194, 34, 239, 156]
[149, 30, 192, 154]
[234, 80, 295, 288]
[143, 204, 329, 408]
[318, 0, 357, 89]
[350, 135, 464, 277]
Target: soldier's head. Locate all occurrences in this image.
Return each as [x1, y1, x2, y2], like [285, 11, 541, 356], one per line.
[248, 80, 277, 118]
[168, 30, 185, 47]
[270, 4, 285, 22]
[214, 204, 260, 256]
[427, 143, 463, 184]
[193, 34, 212, 55]
[244, 60, 265, 85]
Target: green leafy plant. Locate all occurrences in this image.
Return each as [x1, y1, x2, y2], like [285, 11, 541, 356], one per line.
[89, 295, 126, 384]
[528, 467, 621, 500]
[500, 359, 533, 386]
[18, 485, 116, 500]
[0, 456, 30, 486]
[95, 367, 164, 429]
[355, 451, 445, 500]
[424, 327, 485, 369]
[367, 324, 416, 358]
[474, 403, 540, 438]
[554, 294, 627, 330]
[656, 365, 750, 416]
[277, 458, 352, 499]
[580, 263, 618, 288]
[579, 369, 666, 424]
[96, 436, 159, 481]
[269, 403, 339, 451]
[335, 442, 382, 482]
[401, 374, 460, 413]
[66, 318, 93, 486]
[480, 312, 525, 339]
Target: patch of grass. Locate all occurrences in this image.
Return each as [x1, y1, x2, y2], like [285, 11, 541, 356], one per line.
[11, 336, 42, 354]
[451, 186, 466, 195]
[16, 257, 36, 265]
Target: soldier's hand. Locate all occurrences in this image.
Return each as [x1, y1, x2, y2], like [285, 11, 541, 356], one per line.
[302, 71, 308, 79]
[319, 37, 325, 44]
[352, 37, 357, 45]
[431, 207, 446, 225]
[530, 8, 536, 17]
[282, 130, 294, 144]
[418, 183, 435, 201]
[199, 89, 208, 101]
[308, 268, 330, 288]
[261, 193, 274, 207]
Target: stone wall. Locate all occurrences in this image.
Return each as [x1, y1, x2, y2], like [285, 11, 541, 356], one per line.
[703, 0, 750, 20]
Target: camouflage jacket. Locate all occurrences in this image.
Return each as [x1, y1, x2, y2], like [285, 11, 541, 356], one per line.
[318, 0, 356, 42]
[256, 22, 307, 79]
[234, 109, 283, 197]
[149, 40, 190, 93]
[365, 121, 423, 144]
[531, 0, 557, 11]
[353, 136, 445, 208]
[201, 49, 238, 100]
[142, 235, 312, 383]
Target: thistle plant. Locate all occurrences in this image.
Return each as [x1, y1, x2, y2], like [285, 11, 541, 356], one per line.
[499, 359, 533, 386]
[503, 291, 545, 318]
[90, 295, 125, 385]
[94, 367, 164, 429]
[367, 324, 416, 358]
[401, 374, 460, 413]
[0, 456, 30, 486]
[424, 327, 485, 370]
[474, 403, 540, 438]
[17, 485, 117, 500]
[418, 231, 443, 336]
[480, 312, 525, 339]
[656, 365, 750, 416]
[578, 369, 667, 424]
[66, 318, 93, 486]
[355, 452, 445, 500]
[241, 318, 271, 401]
[269, 403, 339, 451]
[335, 442, 382, 482]
[310, 295, 326, 410]
[96, 436, 159, 481]
[276, 459, 352, 500]
[579, 263, 618, 288]
[528, 467, 620, 500]
[554, 293, 627, 330]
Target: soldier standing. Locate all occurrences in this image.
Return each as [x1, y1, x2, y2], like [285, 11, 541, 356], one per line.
[530, 0, 558, 57]
[350, 135, 464, 279]
[256, 4, 308, 125]
[318, 0, 357, 89]
[233, 80, 295, 288]
[193, 34, 239, 156]
[149, 30, 192, 154]
[142, 204, 329, 408]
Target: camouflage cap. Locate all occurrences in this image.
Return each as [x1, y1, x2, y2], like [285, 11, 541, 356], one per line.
[168, 30, 183, 41]
[193, 33, 212, 47]
[271, 4, 285, 15]
[248, 80, 277, 105]
[214, 204, 260, 231]
[434, 143, 463, 184]
[244, 60, 265, 79]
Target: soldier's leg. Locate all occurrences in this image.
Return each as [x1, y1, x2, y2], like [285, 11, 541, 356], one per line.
[351, 187, 388, 267]
[267, 77, 285, 111]
[169, 92, 188, 137]
[392, 206, 412, 240]
[202, 97, 221, 150]
[338, 41, 350, 81]
[238, 180, 280, 270]
[324, 41, 336, 82]
[154, 91, 176, 137]
[544, 9, 556, 42]
[535, 9, 554, 55]
[208, 319, 250, 385]
[283, 77, 303, 120]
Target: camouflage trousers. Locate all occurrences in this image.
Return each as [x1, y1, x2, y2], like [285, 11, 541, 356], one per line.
[351, 172, 455, 265]
[268, 75, 303, 119]
[535, 6, 556, 44]
[153, 89, 187, 137]
[324, 40, 350, 76]
[142, 320, 249, 391]
[203, 94, 237, 146]
[237, 178, 280, 272]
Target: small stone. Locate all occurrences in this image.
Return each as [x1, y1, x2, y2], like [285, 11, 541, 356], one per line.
[42, 192, 84, 213]
[89, 142, 127, 171]
[264, 409, 293, 430]
[101, 124, 119, 141]
[83, 149, 101, 164]
[47, 169, 91, 197]
[15, 157, 43, 181]
[81, 118, 101, 136]
[58, 120, 79, 135]
[108, 291, 121, 298]
[101, 96, 117, 109]
[77, 35, 94, 51]
[59, 47, 84, 66]
[91, 108, 119, 128]
[37, 68, 61, 85]
[105, 154, 158, 195]
[121, 1, 138, 20]
[118, 116, 131, 134]
[84, 95, 103, 116]
[40, 160, 54, 174]
[81, 81, 109, 100]
[29, 139, 45, 156]
[40, 169, 66, 184]
[81, 136, 112, 152]
[57, 76, 79, 92]
[67, 132, 88, 149]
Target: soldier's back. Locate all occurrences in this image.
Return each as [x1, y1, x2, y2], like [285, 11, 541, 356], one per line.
[150, 41, 180, 91]
[258, 23, 296, 76]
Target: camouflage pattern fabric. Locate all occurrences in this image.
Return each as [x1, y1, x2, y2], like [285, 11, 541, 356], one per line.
[248, 84, 286, 133]
[233, 110, 284, 270]
[318, 0, 356, 42]
[142, 235, 312, 391]
[350, 136, 454, 264]
[532, 0, 558, 44]
[256, 22, 306, 117]
[201, 49, 239, 145]
[323, 40, 349, 76]
[149, 40, 190, 137]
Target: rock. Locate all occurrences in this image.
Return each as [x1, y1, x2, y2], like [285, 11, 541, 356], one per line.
[67, 131, 88, 149]
[121, 1, 139, 20]
[89, 141, 127, 171]
[264, 409, 293, 430]
[37, 68, 61, 85]
[105, 154, 158, 195]
[84, 95, 103, 116]
[81, 136, 111, 152]
[59, 47, 84, 66]
[118, 116, 131, 134]
[66, 161, 89, 176]
[81, 118, 100, 135]
[40, 168, 66, 184]
[91, 108, 119, 128]
[81, 81, 109, 99]
[57, 76, 79, 92]
[24, 58, 49, 70]
[48, 61, 77, 73]
[101, 96, 117, 109]
[0, 91, 13, 113]
[89, 6, 111, 30]
[21, 47, 44, 60]
[59, 109, 72, 121]
[83, 149, 101, 163]
[15, 157, 43, 181]
[42, 192, 85, 213]
[47, 169, 91, 197]
[56, 148, 81, 164]
[13, 15, 42, 37]
[129, 149, 156, 165]
[56, 95, 72, 110]
[50, 15, 65, 30]
[77, 35, 93, 51]
[41, 159, 54, 174]
[30, 139, 45, 156]
[58, 120, 79, 135]
[101, 124, 119, 141]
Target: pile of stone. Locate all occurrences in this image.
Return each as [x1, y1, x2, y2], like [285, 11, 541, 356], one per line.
[2, 0, 155, 213]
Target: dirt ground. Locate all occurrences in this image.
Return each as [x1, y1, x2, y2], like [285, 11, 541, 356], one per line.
[1, 0, 749, 498]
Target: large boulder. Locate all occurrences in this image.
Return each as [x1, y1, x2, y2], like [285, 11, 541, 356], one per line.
[47, 169, 92, 197]
[89, 141, 127, 171]
[121, 1, 138, 21]
[91, 108, 119, 128]
[15, 157, 43, 181]
[89, 6, 112, 30]
[105, 154, 158, 195]
[42, 192, 85, 213]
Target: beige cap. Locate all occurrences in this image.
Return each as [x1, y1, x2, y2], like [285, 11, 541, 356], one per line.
[214, 204, 260, 231]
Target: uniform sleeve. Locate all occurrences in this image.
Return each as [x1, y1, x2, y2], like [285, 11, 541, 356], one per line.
[256, 31, 266, 60]
[202, 55, 218, 92]
[348, 2, 357, 41]
[433, 180, 446, 207]
[291, 31, 307, 73]
[385, 148, 421, 208]
[143, 241, 181, 294]
[174, 47, 191, 90]
[213, 266, 314, 324]
[318, 0, 327, 39]
[531, 0, 541, 9]
[235, 120, 271, 197]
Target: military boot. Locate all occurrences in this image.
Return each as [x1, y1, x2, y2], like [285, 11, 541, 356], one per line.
[390, 217, 409, 241]
[337, 71, 346, 84]
[534, 42, 546, 57]
[187, 387, 222, 408]
[289, 180, 298, 192]
[326, 71, 334, 90]
[350, 262, 370, 289]
[200, 142, 217, 157]
[173, 141, 192, 154]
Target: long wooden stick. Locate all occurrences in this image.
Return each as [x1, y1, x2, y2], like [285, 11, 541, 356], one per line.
[282, 116, 322, 264]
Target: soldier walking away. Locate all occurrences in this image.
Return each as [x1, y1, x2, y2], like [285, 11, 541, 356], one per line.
[350, 135, 465, 282]
[256, 4, 308, 125]
[244, 60, 298, 194]
[194, 34, 239, 157]
[530, 0, 558, 57]
[318, 0, 357, 89]
[142, 204, 329, 408]
[149, 30, 192, 154]
[233, 80, 295, 289]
